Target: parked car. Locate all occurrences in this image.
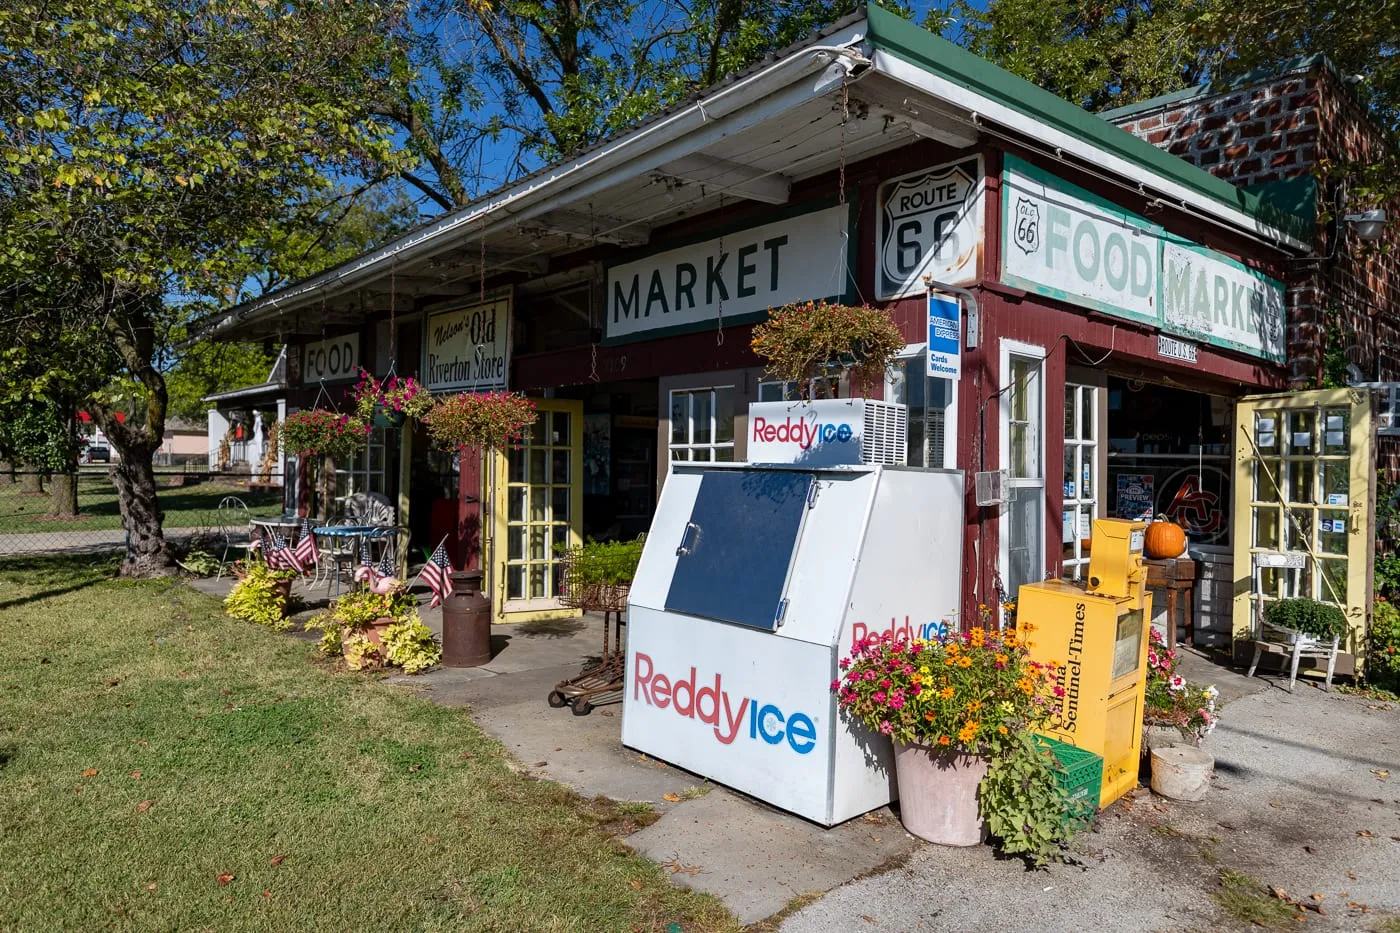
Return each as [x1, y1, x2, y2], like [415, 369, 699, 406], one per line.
[84, 444, 111, 463]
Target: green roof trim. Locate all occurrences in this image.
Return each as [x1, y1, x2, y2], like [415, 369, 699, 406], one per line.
[863, 4, 1314, 249]
[1245, 174, 1319, 228]
[1100, 54, 1329, 122]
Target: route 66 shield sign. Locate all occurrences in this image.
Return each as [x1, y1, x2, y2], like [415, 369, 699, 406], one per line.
[876, 157, 982, 299]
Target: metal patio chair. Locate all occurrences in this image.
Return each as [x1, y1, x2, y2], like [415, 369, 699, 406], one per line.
[215, 496, 255, 580]
[1246, 551, 1342, 692]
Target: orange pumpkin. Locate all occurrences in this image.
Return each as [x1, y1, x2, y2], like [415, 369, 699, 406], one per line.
[1144, 520, 1187, 559]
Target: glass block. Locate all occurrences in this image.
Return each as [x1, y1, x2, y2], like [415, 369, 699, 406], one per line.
[507, 526, 524, 561]
[529, 564, 546, 599]
[530, 449, 546, 485]
[507, 564, 524, 600]
[1287, 459, 1315, 504]
[551, 486, 569, 520]
[1254, 507, 1280, 549]
[1255, 459, 1281, 502]
[508, 487, 525, 522]
[694, 391, 713, 444]
[551, 450, 569, 484]
[529, 526, 546, 560]
[530, 486, 547, 521]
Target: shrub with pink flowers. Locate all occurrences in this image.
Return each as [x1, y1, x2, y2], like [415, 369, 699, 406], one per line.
[1143, 628, 1219, 743]
[279, 408, 371, 461]
[351, 369, 433, 422]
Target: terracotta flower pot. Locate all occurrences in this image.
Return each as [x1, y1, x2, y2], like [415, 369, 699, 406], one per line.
[272, 577, 293, 603]
[342, 616, 394, 666]
[893, 741, 990, 846]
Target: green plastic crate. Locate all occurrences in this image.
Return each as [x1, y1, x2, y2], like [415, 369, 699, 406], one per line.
[1034, 735, 1102, 828]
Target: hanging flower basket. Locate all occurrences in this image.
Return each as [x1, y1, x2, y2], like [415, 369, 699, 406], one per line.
[280, 409, 371, 462]
[423, 391, 538, 452]
[352, 370, 432, 427]
[751, 300, 904, 398]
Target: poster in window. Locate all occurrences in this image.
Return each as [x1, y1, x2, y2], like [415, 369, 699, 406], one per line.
[1115, 474, 1154, 521]
[583, 415, 611, 496]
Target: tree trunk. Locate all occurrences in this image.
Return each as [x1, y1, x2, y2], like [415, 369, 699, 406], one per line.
[47, 472, 78, 517]
[20, 466, 43, 495]
[110, 455, 174, 577]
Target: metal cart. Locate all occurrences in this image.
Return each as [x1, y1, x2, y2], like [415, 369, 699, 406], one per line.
[546, 548, 634, 716]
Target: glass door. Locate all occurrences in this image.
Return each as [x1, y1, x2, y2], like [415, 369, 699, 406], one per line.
[1062, 383, 1099, 580]
[1001, 342, 1046, 599]
[1232, 389, 1374, 655]
[494, 400, 583, 621]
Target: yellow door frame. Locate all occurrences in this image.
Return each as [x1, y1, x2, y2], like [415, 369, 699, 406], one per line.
[491, 399, 584, 623]
[1232, 388, 1375, 663]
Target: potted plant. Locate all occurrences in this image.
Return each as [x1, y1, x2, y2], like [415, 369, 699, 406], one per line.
[422, 390, 538, 452]
[224, 560, 300, 630]
[1265, 597, 1349, 643]
[352, 369, 433, 428]
[280, 408, 371, 461]
[1142, 628, 1219, 749]
[306, 588, 441, 673]
[555, 537, 644, 611]
[750, 300, 905, 398]
[833, 622, 1080, 863]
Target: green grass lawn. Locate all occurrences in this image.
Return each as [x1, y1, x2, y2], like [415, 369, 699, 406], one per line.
[0, 474, 282, 534]
[0, 556, 737, 932]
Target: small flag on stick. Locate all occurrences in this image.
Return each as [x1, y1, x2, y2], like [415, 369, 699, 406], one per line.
[417, 539, 454, 609]
[270, 531, 303, 574]
[293, 519, 317, 573]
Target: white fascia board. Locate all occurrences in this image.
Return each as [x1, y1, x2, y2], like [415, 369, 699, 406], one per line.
[871, 51, 1310, 252]
[203, 21, 869, 340]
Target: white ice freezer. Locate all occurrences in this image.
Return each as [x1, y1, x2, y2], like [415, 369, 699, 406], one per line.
[621, 461, 964, 826]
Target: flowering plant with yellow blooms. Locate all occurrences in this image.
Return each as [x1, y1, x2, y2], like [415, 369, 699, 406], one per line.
[831, 623, 1055, 752]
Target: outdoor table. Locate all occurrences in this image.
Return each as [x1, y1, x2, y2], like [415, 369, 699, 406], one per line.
[312, 525, 399, 592]
[249, 516, 303, 545]
[1145, 557, 1197, 648]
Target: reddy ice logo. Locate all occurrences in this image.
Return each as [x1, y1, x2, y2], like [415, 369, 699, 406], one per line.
[631, 653, 817, 754]
[850, 616, 951, 650]
[750, 415, 853, 450]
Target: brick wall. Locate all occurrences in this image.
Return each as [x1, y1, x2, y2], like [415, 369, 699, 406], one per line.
[1111, 65, 1400, 387]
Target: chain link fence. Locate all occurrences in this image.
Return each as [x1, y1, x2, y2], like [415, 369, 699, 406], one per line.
[0, 469, 288, 558]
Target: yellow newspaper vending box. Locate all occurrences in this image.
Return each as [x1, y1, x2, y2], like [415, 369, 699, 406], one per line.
[1018, 519, 1151, 807]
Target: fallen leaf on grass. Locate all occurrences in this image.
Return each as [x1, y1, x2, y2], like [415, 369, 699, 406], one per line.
[1373, 769, 1391, 780]
[106, 679, 119, 687]
[662, 793, 681, 803]
[145, 883, 156, 892]
[458, 752, 473, 760]
[532, 761, 547, 768]
[81, 768, 98, 777]
[628, 879, 642, 890]
[128, 771, 141, 779]
[261, 890, 272, 898]
[216, 873, 234, 886]
[1311, 893, 1325, 902]
[135, 800, 153, 813]
[1268, 801, 1285, 809]
[862, 916, 876, 924]
[1348, 871, 1358, 880]
[1358, 830, 1377, 838]
[660, 858, 703, 877]
[1346, 901, 1371, 912]
[270, 855, 285, 867]
[1303, 845, 1316, 855]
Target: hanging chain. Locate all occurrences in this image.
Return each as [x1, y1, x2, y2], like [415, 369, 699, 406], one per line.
[479, 227, 487, 304]
[715, 190, 725, 347]
[589, 201, 601, 381]
[388, 262, 397, 362]
[839, 78, 849, 208]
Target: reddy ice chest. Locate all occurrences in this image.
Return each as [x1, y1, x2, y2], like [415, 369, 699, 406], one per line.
[622, 401, 964, 825]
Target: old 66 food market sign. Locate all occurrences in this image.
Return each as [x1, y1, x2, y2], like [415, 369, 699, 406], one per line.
[1001, 154, 1286, 363]
[424, 290, 513, 392]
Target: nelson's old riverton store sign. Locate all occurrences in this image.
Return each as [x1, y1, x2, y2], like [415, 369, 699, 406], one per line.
[604, 203, 853, 342]
[1001, 155, 1287, 363]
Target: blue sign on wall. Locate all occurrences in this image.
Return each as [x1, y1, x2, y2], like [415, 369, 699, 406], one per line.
[927, 293, 962, 379]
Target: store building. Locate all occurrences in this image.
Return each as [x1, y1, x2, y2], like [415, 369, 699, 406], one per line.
[197, 6, 1380, 653]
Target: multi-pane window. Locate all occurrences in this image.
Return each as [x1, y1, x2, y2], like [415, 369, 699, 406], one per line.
[1005, 353, 1044, 598]
[504, 410, 574, 601]
[669, 387, 735, 462]
[887, 349, 954, 469]
[335, 427, 389, 498]
[1062, 384, 1099, 580]
[757, 376, 840, 402]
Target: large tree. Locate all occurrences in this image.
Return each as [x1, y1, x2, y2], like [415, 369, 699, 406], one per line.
[0, 0, 413, 575]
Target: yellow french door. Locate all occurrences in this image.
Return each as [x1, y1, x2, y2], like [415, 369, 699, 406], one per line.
[1232, 389, 1374, 660]
[492, 399, 584, 622]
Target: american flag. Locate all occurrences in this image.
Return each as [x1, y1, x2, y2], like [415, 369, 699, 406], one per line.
[417, 540, 454, 609]
[377, 551, 397, 579]
[293, 519, 317, 573]
[360, 541, 373, 570]
[268, 531, 303, 574]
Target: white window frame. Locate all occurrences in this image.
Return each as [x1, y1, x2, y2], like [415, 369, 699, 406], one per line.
[1062, 382, 1100, 581]
[999, 339, 1048, 598]
[668, 386, 736, 462]
[335, 427, 390, 499]
[885, 342, 959, 470]
[757, 375, 842, 402]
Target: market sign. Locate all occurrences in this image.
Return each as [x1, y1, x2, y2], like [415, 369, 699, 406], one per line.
[876, 157, 983, 299]
[604, 203, 852, 342]
[424, 290, 512, 392]
[301, 333, 359, 385]
[1000, 154, 1286, 363]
